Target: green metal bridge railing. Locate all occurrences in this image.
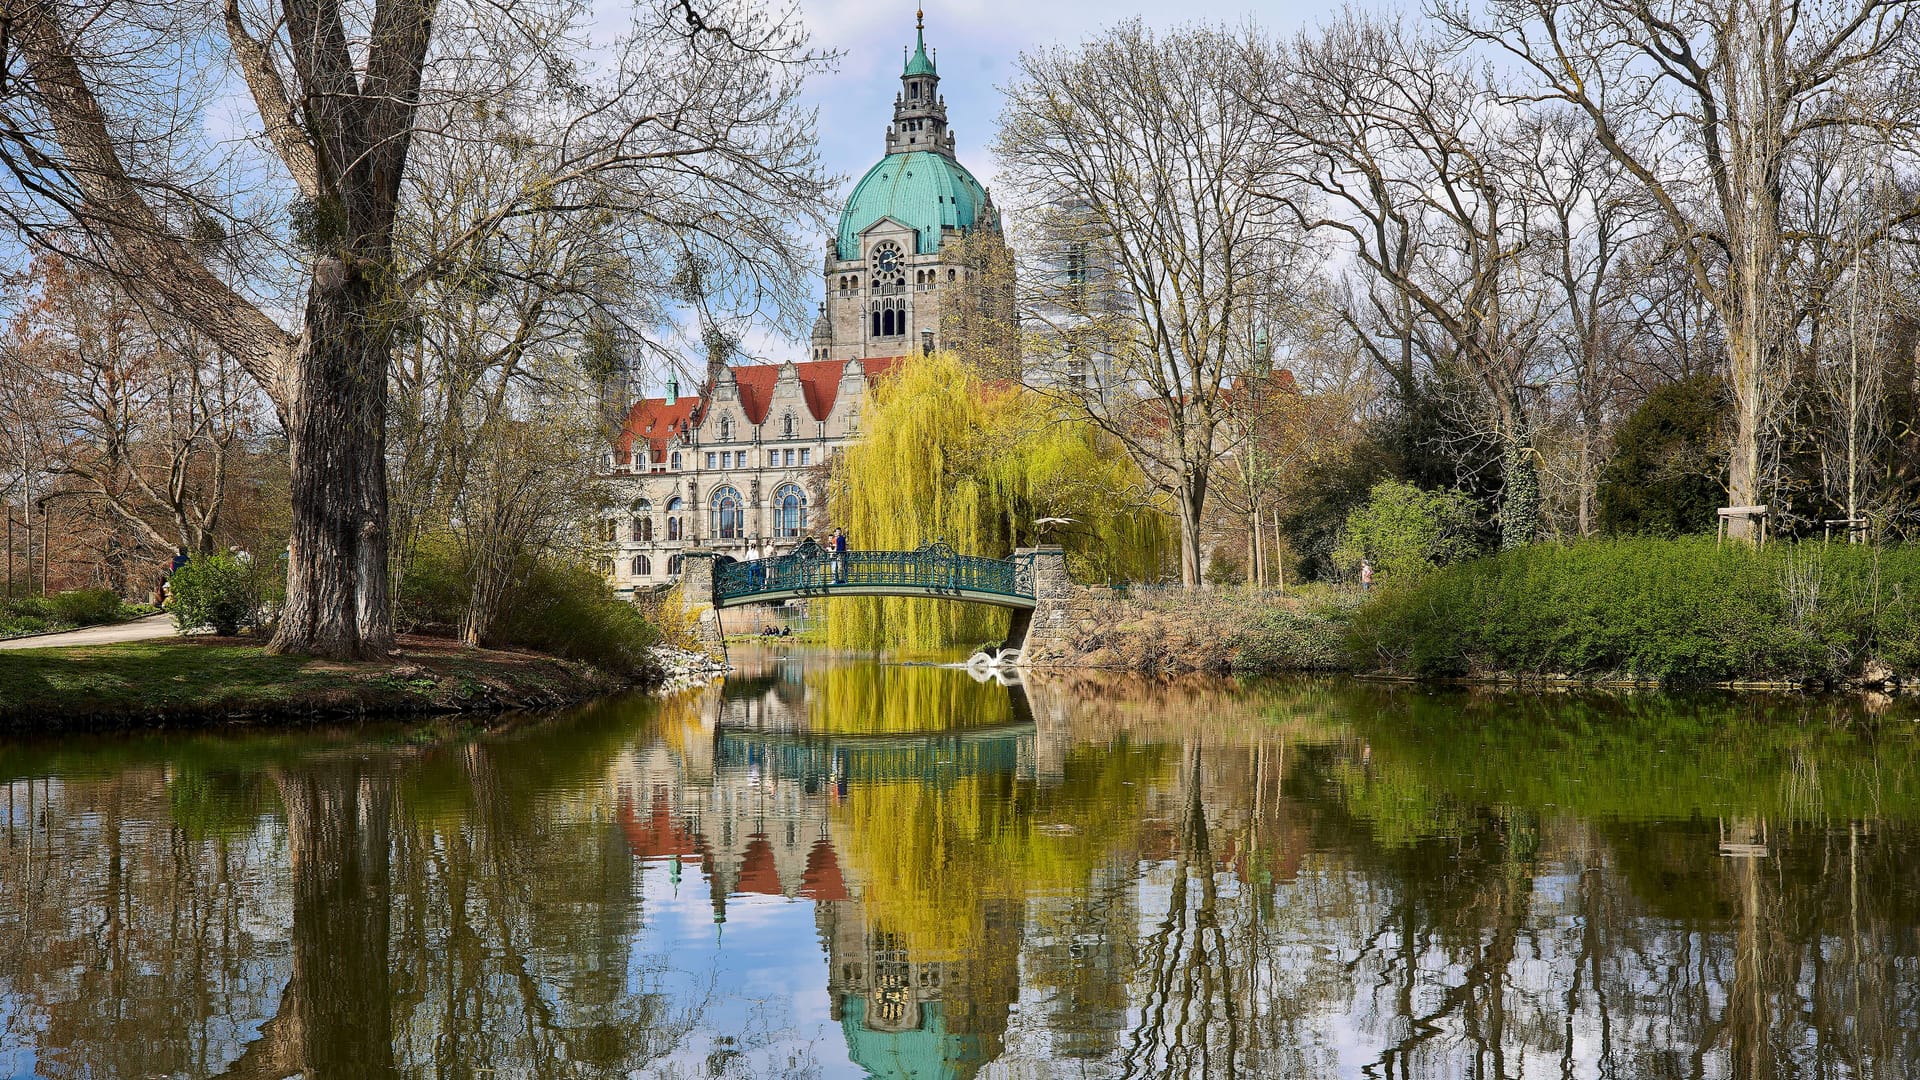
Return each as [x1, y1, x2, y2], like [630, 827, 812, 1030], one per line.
[714, 539, 1035, 606]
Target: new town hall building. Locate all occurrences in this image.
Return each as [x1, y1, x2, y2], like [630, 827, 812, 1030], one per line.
[601, 13, 1005, 593]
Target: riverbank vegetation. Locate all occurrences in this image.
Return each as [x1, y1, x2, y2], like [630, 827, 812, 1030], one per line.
[1351, 538, 1920, 685]
[827, 352, 1169, 652]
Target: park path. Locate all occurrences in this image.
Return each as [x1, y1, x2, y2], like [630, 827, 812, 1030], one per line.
[0, 613, 179, 651]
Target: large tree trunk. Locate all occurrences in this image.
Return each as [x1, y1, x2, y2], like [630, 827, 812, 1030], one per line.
[269, 259, 395, 658]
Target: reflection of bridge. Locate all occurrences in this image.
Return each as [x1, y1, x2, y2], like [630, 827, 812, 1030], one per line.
[712, 539, 1036, 610]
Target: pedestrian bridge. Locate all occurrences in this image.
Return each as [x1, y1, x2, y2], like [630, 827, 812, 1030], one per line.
[711, 539, 1036, 610]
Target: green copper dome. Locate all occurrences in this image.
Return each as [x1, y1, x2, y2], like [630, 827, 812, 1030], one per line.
[836, 151, 989, 260]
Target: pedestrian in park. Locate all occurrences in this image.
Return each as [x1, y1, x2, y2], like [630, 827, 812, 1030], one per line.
[1360, 558, 1374, 592]
[832, 528, 848, 583]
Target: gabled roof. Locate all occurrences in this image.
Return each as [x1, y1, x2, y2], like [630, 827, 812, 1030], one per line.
[613, 356, 903, 462]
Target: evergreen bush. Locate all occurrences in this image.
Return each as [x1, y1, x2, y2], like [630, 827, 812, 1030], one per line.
[167, 554, 260, 635]
[1349, 537, 1920, 683]
[48, 588, 125, 626]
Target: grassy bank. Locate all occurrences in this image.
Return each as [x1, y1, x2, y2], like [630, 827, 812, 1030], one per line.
[1349, 537, 1920, 685]
[0, 635, 648, 735]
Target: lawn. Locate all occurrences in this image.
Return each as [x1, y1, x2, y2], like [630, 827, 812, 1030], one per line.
[0, 635, 633, 733]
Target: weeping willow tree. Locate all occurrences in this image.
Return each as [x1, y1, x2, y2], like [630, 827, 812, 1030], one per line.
[829, 352, 1170, 651]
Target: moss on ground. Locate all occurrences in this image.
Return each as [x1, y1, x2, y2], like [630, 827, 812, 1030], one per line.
[0, 634, 641, 734]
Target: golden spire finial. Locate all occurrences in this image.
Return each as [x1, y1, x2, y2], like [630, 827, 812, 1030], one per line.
[917, 8, 924, 31]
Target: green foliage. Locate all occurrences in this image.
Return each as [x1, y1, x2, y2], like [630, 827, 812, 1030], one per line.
[0, 588, 142, 638]
[167, 554, 261, 636]
[492, 561, 662, 672]
[1228, 606, 1354, 672]
[828, 352, 1172, 651]
[1597, 374, 1728, 536]
[48, 588, 124, 626]
[1332, 480, 1481, 581]
[396, 540, 661, 672]
[395, 536, 471, 634]
[1349, 537, 1920, 682]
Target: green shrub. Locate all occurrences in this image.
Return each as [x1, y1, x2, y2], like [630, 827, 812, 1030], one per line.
[49, 588, 124, 626]
[1229, 607, 1354, 672]
[394, 538, 469, 634]
[493, 561, 662, 672]
[395, 536, 662, 674]
[1332, 480, 1482, 582]
[167, 554, 260, 636]
[1349, 537, 1920, 683]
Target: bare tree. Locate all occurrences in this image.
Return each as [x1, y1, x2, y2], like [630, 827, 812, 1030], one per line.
[996, 21, 1306, 586]
[1442, 0, 1920, 538]
[1255, 15, 1552, 548]
[2, 256, 266, 562]
[0, 0, 829, 655]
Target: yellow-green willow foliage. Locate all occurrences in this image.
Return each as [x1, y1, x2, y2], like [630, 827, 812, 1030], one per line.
[828, 352, 1170, 651]
[806, 663, 1016, 735]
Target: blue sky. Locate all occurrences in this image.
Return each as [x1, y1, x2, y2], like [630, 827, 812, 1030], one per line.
[798, 2, 1317, 201]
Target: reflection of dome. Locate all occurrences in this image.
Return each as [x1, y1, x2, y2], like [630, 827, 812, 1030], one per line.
[835, 151, 992, 260]
[841, 997, 987, 1080]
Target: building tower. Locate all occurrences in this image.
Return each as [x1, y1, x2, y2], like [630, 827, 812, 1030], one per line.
[812, 10, 1008, 363]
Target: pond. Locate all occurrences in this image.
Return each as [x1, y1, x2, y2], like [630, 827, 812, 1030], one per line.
[3, 648, 1919, 1078]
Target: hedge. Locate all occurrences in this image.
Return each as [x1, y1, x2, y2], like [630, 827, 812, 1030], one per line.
[1348, 537, 1920, 683]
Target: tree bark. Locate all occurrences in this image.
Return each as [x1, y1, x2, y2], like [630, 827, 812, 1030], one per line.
[270, 260, 396, 657]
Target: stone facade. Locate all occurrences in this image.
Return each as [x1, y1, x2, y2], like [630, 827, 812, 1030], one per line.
[599, 357, 894, 596]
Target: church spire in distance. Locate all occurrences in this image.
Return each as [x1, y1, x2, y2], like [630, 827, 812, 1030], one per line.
[889, 7, 953, 156]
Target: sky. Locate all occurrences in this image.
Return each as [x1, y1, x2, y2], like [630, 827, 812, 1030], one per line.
[632, 0, 1329, 376]
[794, 0, 1308, 204]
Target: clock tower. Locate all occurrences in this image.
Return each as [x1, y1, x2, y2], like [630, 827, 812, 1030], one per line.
[809, 9, 1008, 362]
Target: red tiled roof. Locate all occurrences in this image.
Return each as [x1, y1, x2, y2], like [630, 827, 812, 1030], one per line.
[613, 356, 906, 460]
[616, 396, 699, 465]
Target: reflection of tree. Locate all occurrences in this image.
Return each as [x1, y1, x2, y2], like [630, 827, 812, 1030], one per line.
[0, 701, 704, 1078]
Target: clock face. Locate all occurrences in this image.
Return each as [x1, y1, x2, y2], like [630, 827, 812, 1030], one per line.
[875, 246, 900, 274]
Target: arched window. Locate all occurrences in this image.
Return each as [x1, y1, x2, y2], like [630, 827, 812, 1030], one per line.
[710, 486, 743, 540]
[631, 555, 650, 577]
[631, 499, 652, 542]
[667, 554, 684, 576]
[669, 451, 681, 470]
[871, 304, 881, 337]
[774, 484, 807, 538]
[666, 497, 683, 542]
[882, 308, 897, 336]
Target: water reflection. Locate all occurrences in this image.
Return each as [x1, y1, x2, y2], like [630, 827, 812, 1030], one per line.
[2, 651, 1919, 1077]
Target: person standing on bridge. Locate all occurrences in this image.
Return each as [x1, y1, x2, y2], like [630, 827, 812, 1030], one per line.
[832, 528, 848, 583]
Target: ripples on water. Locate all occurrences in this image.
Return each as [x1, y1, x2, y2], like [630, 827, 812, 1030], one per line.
[3, 648, 1920, 1078]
